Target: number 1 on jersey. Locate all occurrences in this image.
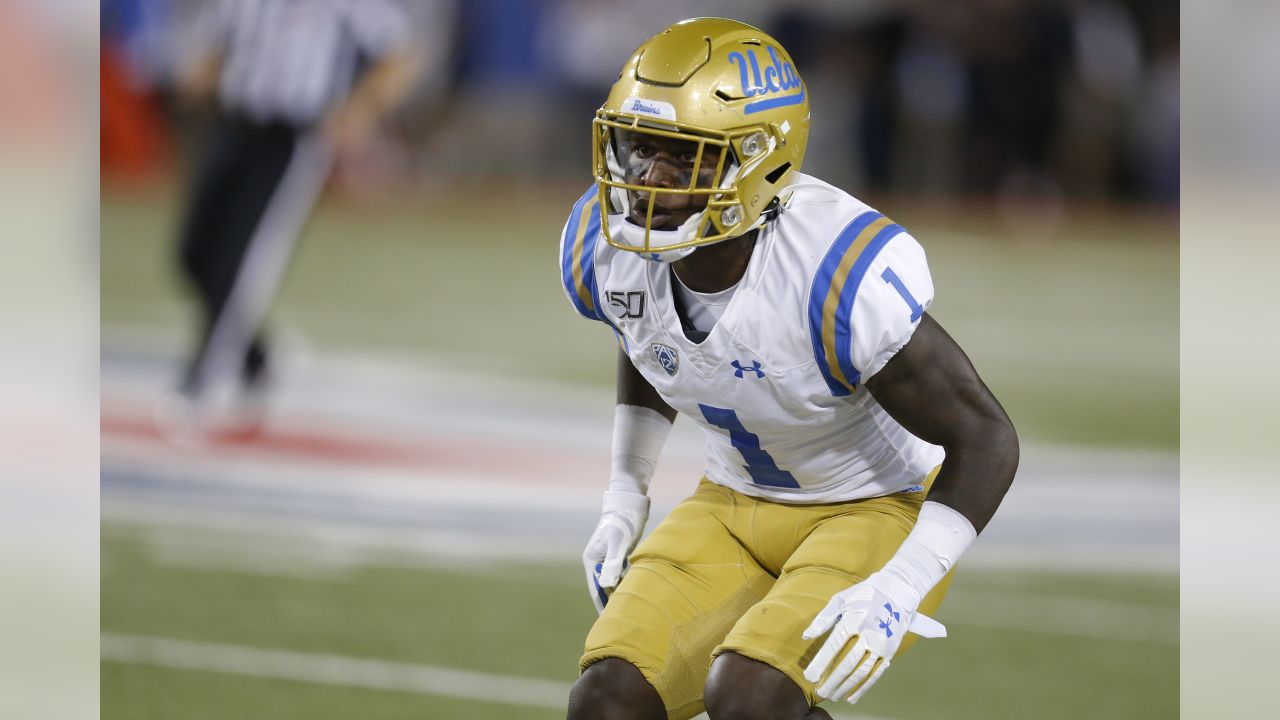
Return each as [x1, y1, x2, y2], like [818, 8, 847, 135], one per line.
[882, 267, 923, 321]
[698, 404, 801, 489]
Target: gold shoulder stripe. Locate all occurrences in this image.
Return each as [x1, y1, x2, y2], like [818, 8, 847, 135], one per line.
[570, 196, 600, 315]
[820, 215, 894, 391]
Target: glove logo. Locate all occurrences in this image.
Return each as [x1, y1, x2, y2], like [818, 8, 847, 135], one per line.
[591, 563, 611, 608]
[877, 603, 900, 638]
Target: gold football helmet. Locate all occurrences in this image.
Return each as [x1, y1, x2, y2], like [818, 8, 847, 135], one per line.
[593, 17, 811, 261]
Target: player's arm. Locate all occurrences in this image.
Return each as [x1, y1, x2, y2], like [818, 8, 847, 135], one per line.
[803, 321, 1018, 704]
[617, 347, 677, 422]
[864, 313, 1018, 531]
[581, 349, 677, 612]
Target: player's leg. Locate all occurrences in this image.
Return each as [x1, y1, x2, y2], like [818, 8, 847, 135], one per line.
[572, 479, 775, 720]
[567, 657, 665, 720]
[711, 478, 952, 711]
[704, 652, 832, 720]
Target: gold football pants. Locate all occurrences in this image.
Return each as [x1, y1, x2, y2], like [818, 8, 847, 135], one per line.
[580, 469, 952, 719]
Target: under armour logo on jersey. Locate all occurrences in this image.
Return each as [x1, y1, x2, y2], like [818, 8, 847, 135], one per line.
[732, 360, 764, 378]
[652, 343, 679, 376]
[878, 603, 901, 638]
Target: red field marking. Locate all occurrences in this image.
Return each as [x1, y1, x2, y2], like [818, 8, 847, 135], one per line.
[100, 406, 607, 486]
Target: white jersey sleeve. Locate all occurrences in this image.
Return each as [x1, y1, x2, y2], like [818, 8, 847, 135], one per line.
[807, 211, 934, 395]
[849, 230, 933, 380]
[557, 185, 610, 324]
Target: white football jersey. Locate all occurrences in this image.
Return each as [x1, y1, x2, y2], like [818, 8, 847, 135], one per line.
[558, 173, 945, 503]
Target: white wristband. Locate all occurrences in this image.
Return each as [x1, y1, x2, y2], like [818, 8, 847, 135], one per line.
[879, 501, 978, 600]
[608, 405, 673, 495]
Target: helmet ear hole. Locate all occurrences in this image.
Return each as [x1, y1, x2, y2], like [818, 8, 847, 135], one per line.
[765, 162, 792, 184]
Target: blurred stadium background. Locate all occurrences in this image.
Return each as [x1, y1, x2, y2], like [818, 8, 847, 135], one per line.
[100, 1, 1177, 718]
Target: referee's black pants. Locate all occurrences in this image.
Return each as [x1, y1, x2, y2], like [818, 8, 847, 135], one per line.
[176, 113, 327, 399]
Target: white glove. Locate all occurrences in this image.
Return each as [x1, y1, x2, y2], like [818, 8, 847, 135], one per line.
[582, 490, 650, 613]
[802, 570, 946, 705]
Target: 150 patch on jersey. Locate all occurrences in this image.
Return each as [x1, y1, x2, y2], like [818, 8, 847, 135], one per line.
[652, 343, 679, 376]
[607, 290, 646, 319]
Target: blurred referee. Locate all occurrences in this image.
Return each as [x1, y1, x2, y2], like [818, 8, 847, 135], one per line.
[162, 0, 423, 439]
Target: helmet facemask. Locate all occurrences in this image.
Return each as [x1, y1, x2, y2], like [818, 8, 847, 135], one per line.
[593, 113, 776, 262]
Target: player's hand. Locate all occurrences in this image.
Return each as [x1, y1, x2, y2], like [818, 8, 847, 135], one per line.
[582, 490, 650, 614]
[801, 571, 946, 704]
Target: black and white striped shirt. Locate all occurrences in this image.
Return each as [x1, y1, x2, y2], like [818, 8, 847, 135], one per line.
[197, 0, 411, 125]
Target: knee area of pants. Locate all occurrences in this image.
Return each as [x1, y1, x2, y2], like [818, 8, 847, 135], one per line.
[705, 656, 806, 720]
[568, 658, 658, 719]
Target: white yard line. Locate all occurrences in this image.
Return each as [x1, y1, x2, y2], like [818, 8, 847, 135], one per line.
[100, 633, 892, 719]
[101, 633, 572, 710]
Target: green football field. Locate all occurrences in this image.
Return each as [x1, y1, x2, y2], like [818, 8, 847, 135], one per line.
[101, 183, 1178, 450]
[101, 523, 1177, 720]
[101, 183, 1178, 719]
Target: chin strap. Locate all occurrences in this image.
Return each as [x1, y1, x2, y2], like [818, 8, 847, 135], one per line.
[607, 214, 698, 264]
[761, 197, 783, 223]
[606, 190, 786, 265]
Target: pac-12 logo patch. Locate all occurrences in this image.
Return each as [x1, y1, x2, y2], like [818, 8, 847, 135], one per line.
[652, 343, 679, 376]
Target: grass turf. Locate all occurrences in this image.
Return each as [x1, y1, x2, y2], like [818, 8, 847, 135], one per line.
[102, 523, 1176, 720]
[100, 183, 1177, 450]
[101, 181, 1177, 718]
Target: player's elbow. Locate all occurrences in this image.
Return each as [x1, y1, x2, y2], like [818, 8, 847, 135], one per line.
[955, 401, 1020, 492]
[990, 414, 1020, 486]
[968, 387, 1019, 483]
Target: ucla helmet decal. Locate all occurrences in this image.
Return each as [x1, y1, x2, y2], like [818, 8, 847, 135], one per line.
[593, 17, 811, 261]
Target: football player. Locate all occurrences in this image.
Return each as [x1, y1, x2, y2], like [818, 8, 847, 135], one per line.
[559, 18, 1018, 720]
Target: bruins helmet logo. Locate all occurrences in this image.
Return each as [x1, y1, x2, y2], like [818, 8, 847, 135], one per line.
[593, 18, 811, 262]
